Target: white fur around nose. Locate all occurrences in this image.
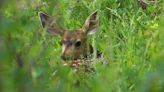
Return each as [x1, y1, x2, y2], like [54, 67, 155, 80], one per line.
[62, 45, 67, 54]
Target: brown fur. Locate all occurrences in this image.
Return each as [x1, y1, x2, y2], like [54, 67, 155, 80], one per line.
[39, 11, 99, 61]
[61, 30, 88, 60]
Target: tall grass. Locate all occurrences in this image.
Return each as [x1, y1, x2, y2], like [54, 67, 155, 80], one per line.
[0, 0, 163, 92]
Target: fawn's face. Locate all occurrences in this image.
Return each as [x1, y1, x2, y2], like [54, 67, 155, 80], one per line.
[39, 11, 99, 60]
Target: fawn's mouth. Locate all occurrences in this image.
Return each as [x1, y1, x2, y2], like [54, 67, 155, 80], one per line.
[61, 55, 79, 61]
[61, 57, 76, 61]
[61, 56, 80, 66]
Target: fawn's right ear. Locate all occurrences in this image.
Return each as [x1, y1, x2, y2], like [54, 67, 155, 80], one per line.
[82, 11, 99, 35]
[39, 12, 63, 36]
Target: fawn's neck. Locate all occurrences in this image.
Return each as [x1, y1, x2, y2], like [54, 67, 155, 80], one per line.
[82, 43, 102, 59]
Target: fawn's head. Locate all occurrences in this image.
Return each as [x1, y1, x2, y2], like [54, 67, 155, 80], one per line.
[39, 11, 99, 61]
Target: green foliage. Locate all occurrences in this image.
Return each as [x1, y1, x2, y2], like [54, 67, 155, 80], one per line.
[0, 0, 163, 92]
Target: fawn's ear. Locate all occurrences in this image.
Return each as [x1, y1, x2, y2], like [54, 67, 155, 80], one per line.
[39, 12, 63, 36]
[83, 11, 99, 35]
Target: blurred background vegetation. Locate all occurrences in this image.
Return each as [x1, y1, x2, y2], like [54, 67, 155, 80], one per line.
[0, 0, 163, 92]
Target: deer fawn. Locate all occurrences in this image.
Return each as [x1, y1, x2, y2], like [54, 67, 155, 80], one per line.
[39, 11, 102, 62]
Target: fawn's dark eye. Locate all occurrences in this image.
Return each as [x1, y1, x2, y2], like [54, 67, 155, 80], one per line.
[75, 41, 81, 47]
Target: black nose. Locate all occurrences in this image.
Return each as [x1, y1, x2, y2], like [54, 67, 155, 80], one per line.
[61, 55, 66, 61]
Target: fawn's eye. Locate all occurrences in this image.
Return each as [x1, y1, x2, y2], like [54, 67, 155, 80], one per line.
[75, 41, 81, 47]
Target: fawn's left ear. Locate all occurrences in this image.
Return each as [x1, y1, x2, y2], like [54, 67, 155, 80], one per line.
[39, 12, 64, 36]
[83, 11, 99, 35]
